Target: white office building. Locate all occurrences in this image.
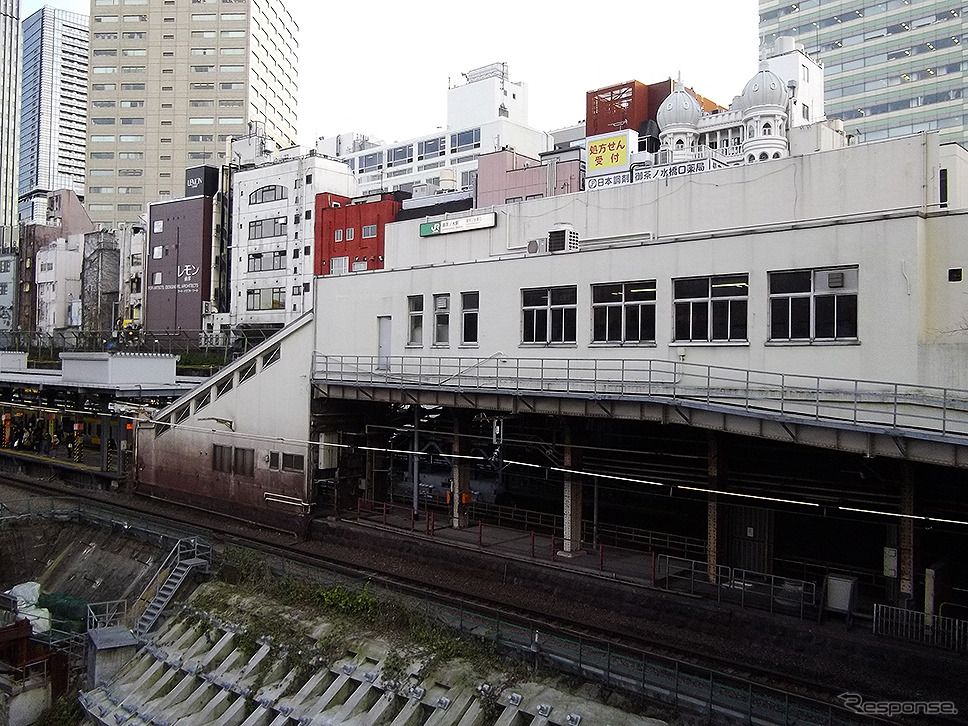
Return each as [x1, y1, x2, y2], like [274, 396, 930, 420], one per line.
[317, 63, 553, 198]
[227, 144, 357, 331]
[35, 234, 83, 333]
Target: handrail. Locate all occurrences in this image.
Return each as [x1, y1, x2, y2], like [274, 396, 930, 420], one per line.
[313, 354, 968, 443]
[135, 537, 209, 622]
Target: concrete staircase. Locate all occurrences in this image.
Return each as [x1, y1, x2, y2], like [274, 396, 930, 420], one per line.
[134, 539, 210, 639]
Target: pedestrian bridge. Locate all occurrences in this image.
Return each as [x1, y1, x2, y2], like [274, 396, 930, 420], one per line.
[311, 354, 968, 469]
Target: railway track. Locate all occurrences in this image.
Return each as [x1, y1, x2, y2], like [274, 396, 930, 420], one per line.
[1, 473, 959, 726]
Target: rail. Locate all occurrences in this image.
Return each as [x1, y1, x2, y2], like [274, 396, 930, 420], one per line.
[228, 546, 890, 726]
[313, 354, 968, 442]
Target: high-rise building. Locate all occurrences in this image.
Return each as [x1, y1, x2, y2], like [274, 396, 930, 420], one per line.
[759, 1, 966, 144]
[86, 0, 299, 230]
[0, 0, 21, 231]
[19, 7, 89, 224]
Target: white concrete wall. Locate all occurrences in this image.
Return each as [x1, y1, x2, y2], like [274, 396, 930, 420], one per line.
[312, 134, 968, 390]
[232, 155, 356, 327]
[139, 316, 315, 512]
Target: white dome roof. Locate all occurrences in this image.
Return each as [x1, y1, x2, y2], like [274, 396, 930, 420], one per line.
[739, 67, 789, 111]
[656, 81, 702, 129]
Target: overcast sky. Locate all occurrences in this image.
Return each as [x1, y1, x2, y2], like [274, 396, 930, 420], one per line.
[22, 0, 761, 146]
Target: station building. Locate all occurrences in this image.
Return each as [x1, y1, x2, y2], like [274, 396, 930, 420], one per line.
[139, 57, 968, 613]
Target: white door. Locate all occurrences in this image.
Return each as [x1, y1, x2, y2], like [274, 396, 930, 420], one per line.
[377, 316, 391, 369]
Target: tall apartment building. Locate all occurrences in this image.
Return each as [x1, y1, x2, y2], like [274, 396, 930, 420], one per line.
[759, 0, 967, 143]
[86, 0, 299, 230]
[19, 7, 89, 224]
[0, 0, 21, 232]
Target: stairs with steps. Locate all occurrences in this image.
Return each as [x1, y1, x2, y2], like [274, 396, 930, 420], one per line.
[134, 544, 209, 638]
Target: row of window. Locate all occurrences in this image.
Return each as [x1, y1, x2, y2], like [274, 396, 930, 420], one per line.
[212, 445, 304, 476]
[351, 129, 481, 173]
[333, 225, 377, 242]
[408, 292, 479, 347]
[93, 29, 247, 40]
[94, 12, 246, 22]
[247, 246, 312, 272]
[405, 267, 859, 348]
[246, 177, 313, 206]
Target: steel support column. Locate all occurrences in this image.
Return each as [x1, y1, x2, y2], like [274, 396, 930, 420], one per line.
[707, 433, 719, 583]
[451, 414, 471, 529]
[561, 423, 583, 556]
[900, 468, 915, 599]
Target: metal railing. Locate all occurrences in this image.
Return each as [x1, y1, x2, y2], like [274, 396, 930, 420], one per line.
[87, 600, 130, 631]
[873, 603, 968, 652]
[313, 354, 968, 442]
[583, 519, 707, 560]
[656, 555, 817, 620]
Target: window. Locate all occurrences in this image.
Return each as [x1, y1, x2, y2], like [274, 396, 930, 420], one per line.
[673, 274, 748, 342]
[592, 280, 657, 344]
[451, 128, 481, 152]
[151, 272, 162, 285]
[330, 256, 349, 275]
[233, 447, 254, 477]
[769, 267, 858, 341]
[246, 287, 285, 310]
[346, 228, 354, 241]
[418, 137, 445, 160]
[408, 295, 423, 346]
[334, 229, 343, 242]
[248, 185, 287, 204]
[292, 285, 302, 296]
[248, 217, 287, 240]
[212, 444, 232, 473]
[358, 151, 383, 173]
[362, 225, 377, 239]
[461, 291, 479, 345]
[522, 287, 577, 344]
[282, 453, 304, 472]
[247, 251, 286, 272]
[388, 144, 413, 167]
[433, 294, 450, 345]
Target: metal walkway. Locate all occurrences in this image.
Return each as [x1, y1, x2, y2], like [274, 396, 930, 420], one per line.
[312, 354, 968, 467]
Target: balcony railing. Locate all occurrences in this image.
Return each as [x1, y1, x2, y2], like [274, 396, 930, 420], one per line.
[312, 354, 968, 442]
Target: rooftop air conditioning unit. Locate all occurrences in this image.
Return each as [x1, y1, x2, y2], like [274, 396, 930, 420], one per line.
[548, 223, 579, 252]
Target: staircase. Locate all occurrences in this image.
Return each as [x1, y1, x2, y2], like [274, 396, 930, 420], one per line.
[134, 538, 211, 639]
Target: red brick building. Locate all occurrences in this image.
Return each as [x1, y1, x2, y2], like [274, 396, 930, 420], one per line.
[314, 192, 407, 276]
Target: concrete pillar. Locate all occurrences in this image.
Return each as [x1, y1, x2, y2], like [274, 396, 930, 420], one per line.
[706, 433, 720, 582]
[450, 415, 471, 529]
[899, 470, 915, 600]
[560, 424, 583, 556]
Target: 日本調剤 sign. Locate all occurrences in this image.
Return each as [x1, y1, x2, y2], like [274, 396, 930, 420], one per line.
[585, 158, 724, 190]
